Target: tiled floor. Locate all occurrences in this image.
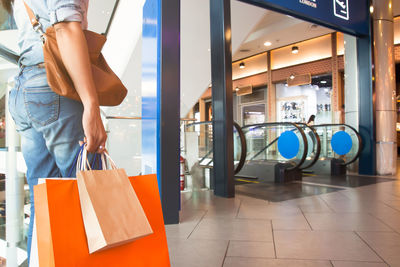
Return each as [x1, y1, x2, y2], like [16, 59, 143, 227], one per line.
[166, 175, 400, 267]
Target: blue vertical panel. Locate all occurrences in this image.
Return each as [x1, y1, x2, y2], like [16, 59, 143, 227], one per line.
[142, 0, 180, 224]
[142, 0, 161, 191]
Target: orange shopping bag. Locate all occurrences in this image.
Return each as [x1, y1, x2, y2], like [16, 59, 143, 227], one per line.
[33, 174, 170, 267]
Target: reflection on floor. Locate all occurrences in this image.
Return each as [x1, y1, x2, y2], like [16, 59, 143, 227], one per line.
[167, 174, 400, 267]
[235, 175, 394, 202]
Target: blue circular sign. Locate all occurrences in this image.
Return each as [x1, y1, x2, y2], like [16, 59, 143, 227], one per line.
[278, 131, 300, 159]
[331, 131, 352, 155]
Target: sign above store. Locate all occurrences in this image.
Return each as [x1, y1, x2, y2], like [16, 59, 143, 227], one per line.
[240, 0, 369, 36]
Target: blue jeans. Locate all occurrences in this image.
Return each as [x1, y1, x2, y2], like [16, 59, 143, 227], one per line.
[8, 65, 84, 261]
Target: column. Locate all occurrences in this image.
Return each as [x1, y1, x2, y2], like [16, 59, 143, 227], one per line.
[344, 35, 359, 130]
[373, 0, 396, 175]
[267, 51, 276, 122]
[210, 0, 235, 197]
[331, 32, 340, 122]
[199, 99, 206, 148]
[142, 0, 181, 224]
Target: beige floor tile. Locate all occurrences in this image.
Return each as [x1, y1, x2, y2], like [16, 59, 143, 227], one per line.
[223, 257, 332, 267]
[357, 231, 400, 267]
[331, 261, 388, 267]
[381, 199, 400, 211]
[281, 196, 334, 213]
[318, 191, 349, 201]
[272, 215, 311, 230]
[274, 230, 381, 261]
[236, 194, 269, 205]
[369, 206, 400, 232]
[189, 218, 273, 241]
[183, 192, 240, 211]
[304, 213, 393, 231]
[167, 238, 228, 267]
[202, 201, 241, 219]
[226, 241, 275, 258]
[237, 203, 302, 220]
[322, 199, 392, 213]
[165, 209, 206, 239]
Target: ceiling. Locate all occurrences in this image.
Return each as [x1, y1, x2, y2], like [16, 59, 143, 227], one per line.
[394, 0, 400, 17]
[233, 10, 334, 61]
[234, 3, 400, 61]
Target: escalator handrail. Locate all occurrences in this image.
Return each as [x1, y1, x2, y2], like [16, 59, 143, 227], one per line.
[241, 122, 308, 171]
[185, 121, 214, 127]
[185, 121, 247, 174]
[311, 123, 362, 166]
[233, 122, 247, 174]
[295, 123, 321, 170]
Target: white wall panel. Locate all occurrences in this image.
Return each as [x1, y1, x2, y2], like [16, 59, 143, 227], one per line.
[180, 0, 267, 117]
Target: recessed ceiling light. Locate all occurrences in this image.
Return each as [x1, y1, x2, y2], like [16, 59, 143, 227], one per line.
[291, 46, 299, 54]
[239, 62, 245, 69]
[320, 80, 327, 84]
[264, 41, 272, 47]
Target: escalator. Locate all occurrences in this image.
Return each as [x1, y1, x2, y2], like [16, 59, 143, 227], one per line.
[304, 123, 362, 175]
[237, 122, 320, 183]
[184, 121, 321, 186]
[184, 121, 247, 189]
[182, 120, 370, 201]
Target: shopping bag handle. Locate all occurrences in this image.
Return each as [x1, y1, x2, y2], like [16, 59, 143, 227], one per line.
[67, 144, 85, 177]
[76, 144, 118, 174]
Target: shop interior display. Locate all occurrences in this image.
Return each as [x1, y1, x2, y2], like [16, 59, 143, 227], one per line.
[278, 100, 306, 123]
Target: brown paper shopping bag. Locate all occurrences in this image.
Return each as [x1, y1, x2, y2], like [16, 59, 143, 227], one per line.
[76, 148, 153, 253]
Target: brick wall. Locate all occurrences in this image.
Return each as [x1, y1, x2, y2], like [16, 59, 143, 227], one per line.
[271, 57, 342, 83]
[395, 45, 400, 63]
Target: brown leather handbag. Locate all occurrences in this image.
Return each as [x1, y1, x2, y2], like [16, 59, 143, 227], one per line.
[23, 2, 127, 106]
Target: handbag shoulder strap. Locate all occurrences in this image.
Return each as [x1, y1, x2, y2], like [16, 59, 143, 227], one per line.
[22, 1, 39, 27]
[22, 1, 46, 41]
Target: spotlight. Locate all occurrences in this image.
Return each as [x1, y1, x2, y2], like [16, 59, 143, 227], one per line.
[235, 87, 239, 91]
[289, 74, 295, 80]
[239, 62, 245, 69]
[291, 46, 299, 54]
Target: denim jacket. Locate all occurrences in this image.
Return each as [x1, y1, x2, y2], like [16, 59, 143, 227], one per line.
[13, 0, 89, 66]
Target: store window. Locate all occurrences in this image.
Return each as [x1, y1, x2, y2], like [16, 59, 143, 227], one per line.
[276, 74, 333, 124]
[242, 104, 266, 125]
[237, 86, 267, 126]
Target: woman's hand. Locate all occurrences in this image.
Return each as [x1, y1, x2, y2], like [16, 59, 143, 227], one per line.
[82, 104, 107, 153]
[54, 21, 107, 153]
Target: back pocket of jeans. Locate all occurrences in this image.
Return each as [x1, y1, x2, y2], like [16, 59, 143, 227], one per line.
[23, 86, 60, 126]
